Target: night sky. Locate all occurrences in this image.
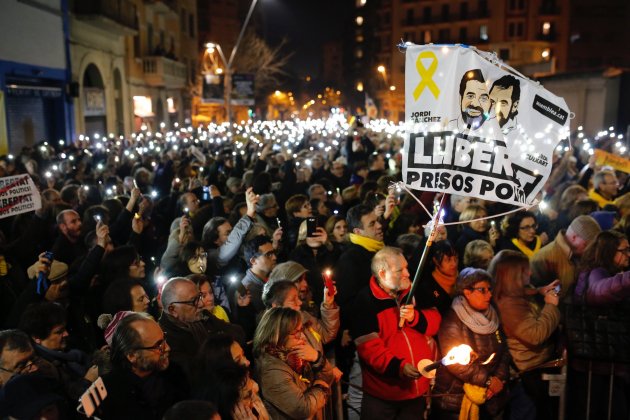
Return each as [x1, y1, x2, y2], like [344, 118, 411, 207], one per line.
[259, 0, 348, 78]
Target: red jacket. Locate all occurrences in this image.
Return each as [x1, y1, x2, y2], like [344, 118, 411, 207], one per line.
[350, 276, 441, 401]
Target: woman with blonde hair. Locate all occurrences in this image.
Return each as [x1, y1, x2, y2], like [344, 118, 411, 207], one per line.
[463, 240, 494, 270]
[490, 250, 561, 420]
[254, 307, 334, 419]
[455, 204, 500, 257]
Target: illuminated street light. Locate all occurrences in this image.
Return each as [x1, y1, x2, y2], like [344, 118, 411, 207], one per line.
[377, 65, 386, 73]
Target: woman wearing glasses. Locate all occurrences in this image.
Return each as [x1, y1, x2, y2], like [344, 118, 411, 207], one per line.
[575, 230, 630, 305]
[571, 230, 630, 418]
[254, 307, 334, 420]
[432, 268, 510, 420]
[490, 250, 561, 420]
[498, 211, 547, 259]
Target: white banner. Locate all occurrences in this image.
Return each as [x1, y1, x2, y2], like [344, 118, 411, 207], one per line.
[403, 44, 570, 206]
[0, 174, 41, 219]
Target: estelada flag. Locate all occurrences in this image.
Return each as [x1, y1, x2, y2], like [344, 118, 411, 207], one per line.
[402, 44, 571, 207]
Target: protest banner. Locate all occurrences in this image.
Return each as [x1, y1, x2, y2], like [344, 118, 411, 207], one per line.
[0, 174, 41, 219]
[594, 149, 630, 174]
[403, 44, 571, 206]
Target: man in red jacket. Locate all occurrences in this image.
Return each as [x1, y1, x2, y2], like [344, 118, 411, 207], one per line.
[351, 247, 441, 419]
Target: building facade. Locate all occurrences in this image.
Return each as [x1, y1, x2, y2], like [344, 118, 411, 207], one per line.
[355, 0, 570, 122]
[0, 0, 73, 154]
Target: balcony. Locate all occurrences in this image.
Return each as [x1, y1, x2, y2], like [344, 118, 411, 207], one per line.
[144, 0, 178, 15]
[537, 32, 558, 42]
[400, 10, 490, 26]
[142, 56, 187, 89]
[73, 0, 138, 34]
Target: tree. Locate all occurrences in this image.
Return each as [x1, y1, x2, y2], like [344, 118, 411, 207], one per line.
[232, 31, 292, 97]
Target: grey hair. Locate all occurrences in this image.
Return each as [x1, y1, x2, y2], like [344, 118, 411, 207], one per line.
[593, 169, 616, 190]
[110, 313, 153, 370]
[371, 246, 404, 277]
[160, 277, 195, 308]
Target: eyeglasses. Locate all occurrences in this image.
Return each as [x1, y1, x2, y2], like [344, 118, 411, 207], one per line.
[519, 224, 538, 231]
[135, 334, 168, 354]
[258, 250, 276, 259]
[171, 293, 203, 307]
[0, 357, 37, 376]
[469, 286, 493, 294]
[616, 248, 630, 255]
[194, 252, 208, 260]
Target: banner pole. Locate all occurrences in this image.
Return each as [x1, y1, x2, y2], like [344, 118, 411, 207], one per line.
[399, 192, 448, 328]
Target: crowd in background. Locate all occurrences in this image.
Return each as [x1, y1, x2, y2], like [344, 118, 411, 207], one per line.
[0, 115, 630, 420]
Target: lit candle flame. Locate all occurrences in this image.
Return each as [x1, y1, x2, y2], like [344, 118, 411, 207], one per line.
[442, 344, 473, 366]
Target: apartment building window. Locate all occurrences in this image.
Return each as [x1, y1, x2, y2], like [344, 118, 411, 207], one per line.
[147, 24, 153, 55]
[479, 0, 488, 16]
[459, 27, 468, 42]
[356, 16, 364, 26]
[355, 48, 363, 58]
[405, 9, 413, 25]
[134, 35, 140, 57]
[423, 6, 432, 23]
[383, 12, 391, 24]
[508, 0, 525, 11]
[499, 48, 510, 60]
[460, 2, 468, 19]
[189, 14, 195, 37]
[480, 25, 488, 41]
[508, 21, 524, 38]
[442, 4, 450, 21]
[438, 28, 450, 43]
[159, 31, 165, 49]
[180, 8, 186, 33]
[423, 30, 431, 43]
[542, 21, 552, 35]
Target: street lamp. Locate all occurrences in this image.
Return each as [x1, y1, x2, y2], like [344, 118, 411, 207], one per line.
[204, 0, 259, 126]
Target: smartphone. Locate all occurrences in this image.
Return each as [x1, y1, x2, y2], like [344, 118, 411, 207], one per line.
[306, 217, 317, 237]
[37, 251, 54, 295]
[553, 285, 561, 294]
[202, 186, 210, 201]
[78, 377, 107, 417]
[93, 214, 102, 223]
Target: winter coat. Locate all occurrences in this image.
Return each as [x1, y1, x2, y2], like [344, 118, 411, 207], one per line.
[530, 231, 577, 297]
[433, 307, 511, 416]
[333, 243, 375, 328]
[495, 295, 560, 371]
[256, 352, 334, 420]
[351, 276, 441, 401]
[574, 267, 630, 306]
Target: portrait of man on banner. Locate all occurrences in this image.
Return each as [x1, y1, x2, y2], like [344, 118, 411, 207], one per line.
[447, 69, 492, 132]
[489, 75, 521, 135]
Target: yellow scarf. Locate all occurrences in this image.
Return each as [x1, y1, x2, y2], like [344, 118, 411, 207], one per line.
[211, 305, 230, 322]
[511, 236, 541, 259]
[459, 383, 487, 420]
[0, 255, 9, 277]
[349, 233, 384, 253]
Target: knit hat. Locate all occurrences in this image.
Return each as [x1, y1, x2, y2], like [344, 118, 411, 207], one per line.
[588, 211, 616, 231]
[256, 193, 277, 213]
[568, 215, 603, 240]
[27, 259, 68, 282]
[99, 311, 134, 346]
[455, 267, 493, 295]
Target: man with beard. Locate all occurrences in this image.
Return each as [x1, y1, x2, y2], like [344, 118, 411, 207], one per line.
[447, 69, 492, 131]
[158, 278, 244, 379]
[100, 313, 188, 419]
[489, 75, 521, 134]
[51, 210, 85, 266]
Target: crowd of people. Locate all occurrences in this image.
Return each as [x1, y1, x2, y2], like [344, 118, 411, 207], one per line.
[0, 114, 629, 420]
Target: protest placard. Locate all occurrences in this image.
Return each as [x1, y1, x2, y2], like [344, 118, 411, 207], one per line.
[594, 149, 630, 174]
[0, 174, 42, 219]
[403, 44, 571, 206]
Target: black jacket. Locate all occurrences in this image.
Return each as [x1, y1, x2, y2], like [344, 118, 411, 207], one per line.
[333, 243, 375, 328]
[99, 365, 188, 420]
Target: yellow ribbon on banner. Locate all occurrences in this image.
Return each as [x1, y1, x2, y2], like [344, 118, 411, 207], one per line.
[413, 51, 440, 100]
